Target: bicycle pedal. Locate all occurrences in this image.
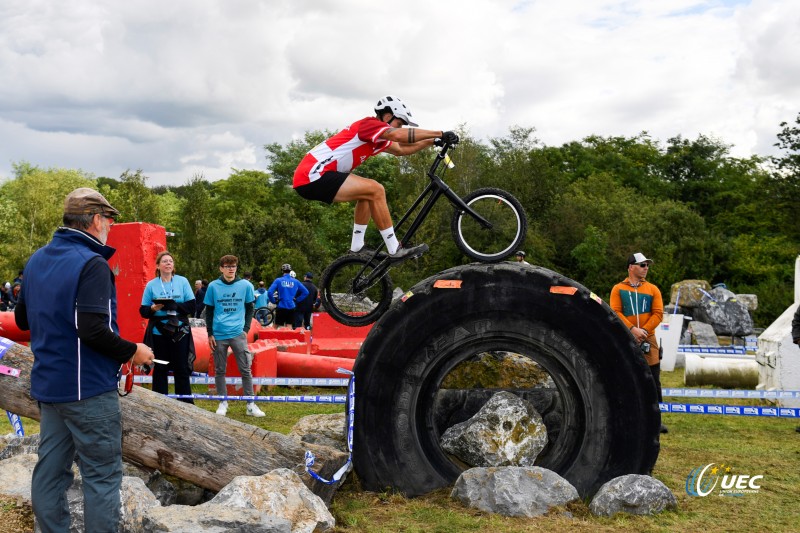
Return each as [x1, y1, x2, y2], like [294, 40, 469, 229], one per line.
[388, 243, 429, 263]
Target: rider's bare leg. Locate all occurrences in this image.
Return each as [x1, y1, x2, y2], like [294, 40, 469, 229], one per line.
[334, 175, 400, 253]
[351, 201, 369, 252]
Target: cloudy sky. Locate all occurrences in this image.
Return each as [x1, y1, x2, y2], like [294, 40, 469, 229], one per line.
[1, 0, 798, 186]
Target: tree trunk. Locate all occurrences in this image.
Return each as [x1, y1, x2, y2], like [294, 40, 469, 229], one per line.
[0, 341, 348, 503]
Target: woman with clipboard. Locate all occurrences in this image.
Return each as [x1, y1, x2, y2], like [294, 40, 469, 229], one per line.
[140, 251, 196, 403]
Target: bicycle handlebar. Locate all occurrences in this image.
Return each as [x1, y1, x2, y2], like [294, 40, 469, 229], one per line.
[430, 142, 456, 177]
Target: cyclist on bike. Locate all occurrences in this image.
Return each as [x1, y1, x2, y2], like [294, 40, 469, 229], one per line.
[293, 95, 459, 262]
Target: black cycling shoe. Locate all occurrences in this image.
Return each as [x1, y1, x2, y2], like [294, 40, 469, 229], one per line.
[351, 247, 388, 259]
[388, 243, 429, 263]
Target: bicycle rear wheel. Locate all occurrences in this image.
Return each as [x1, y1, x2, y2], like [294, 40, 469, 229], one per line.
[255, 306, 274, 327]
[451, 187, 527, 262]
[320, 254, 394, 327]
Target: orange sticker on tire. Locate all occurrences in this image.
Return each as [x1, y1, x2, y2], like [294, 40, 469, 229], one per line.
[433, 280, 462, 289]
[550, 286, 578, 295]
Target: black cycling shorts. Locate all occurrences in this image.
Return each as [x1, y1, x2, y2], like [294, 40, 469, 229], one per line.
[294, 171, 349, 205]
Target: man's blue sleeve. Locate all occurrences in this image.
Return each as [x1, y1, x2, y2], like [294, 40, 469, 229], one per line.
[76, 257, 114, 314]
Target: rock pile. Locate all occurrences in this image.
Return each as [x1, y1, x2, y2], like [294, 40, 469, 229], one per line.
[439, 391, 676, 519]
[670, 280, 757, 341]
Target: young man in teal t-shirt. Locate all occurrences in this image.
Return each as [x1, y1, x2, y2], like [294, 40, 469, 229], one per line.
[203, 254, 264, 417]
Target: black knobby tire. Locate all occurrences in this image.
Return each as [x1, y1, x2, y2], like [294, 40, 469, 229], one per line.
[255, 307, 274, 327]
[451, 188, 527, 262]
[352, 263, 660, 498]
[320, 254, 394, 327]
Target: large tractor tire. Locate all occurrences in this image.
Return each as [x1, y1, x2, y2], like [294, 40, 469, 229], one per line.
[351, 262, 660, 498]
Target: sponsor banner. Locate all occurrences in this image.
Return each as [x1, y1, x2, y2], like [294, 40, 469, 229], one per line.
[686, 463, 764, 497]
[661, 403, 799, 418]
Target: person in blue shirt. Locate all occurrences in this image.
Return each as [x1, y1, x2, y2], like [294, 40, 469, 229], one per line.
[268, 263, 309, 327]
[139, 251, 196, 403]
[203, 255, 264, 417]
[255, 280, 267, 297]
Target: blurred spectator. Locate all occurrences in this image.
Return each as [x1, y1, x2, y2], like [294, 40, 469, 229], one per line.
[294, 272, 321, 330]
[194, 279, 208, 318]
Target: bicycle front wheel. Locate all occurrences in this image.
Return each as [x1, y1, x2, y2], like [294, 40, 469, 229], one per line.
[320, 254, 394, 327]
[451, 187, 527, 262]
[255, 307, 274, 327]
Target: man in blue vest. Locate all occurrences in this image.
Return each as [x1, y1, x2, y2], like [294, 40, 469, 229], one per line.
[267, 263, 309, 327]
[14, 187, 153, 532]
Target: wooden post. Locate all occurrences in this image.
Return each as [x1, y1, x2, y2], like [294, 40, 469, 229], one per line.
[0, 340, 348, 503]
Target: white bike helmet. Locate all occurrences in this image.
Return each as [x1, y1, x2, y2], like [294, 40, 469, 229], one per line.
[290, 270, 296, 278]
[374, 95, 418, 127]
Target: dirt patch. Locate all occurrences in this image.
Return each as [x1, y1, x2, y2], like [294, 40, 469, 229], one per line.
[0, 495, 34, 533]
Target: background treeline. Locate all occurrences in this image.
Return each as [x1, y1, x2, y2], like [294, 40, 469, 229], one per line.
[1, 114, 798, 328]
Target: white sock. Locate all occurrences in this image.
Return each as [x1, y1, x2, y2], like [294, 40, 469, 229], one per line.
[380, 226, 400, 255]
[350, 224, 368, 252]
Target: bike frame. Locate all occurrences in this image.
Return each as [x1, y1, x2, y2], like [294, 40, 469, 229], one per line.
[354, 142, 492, 289]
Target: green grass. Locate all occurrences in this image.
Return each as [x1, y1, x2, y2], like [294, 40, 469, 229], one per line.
[325, 370, 800, 533]
[3, 372, 799, 532]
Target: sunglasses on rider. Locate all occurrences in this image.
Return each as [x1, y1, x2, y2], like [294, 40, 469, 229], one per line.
[636, 262, 650, 268]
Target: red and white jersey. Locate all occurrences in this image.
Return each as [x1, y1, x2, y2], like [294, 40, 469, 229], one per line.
[293, 117, 393, 187]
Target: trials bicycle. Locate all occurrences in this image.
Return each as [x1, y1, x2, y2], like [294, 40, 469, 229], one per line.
[320, 139, 528, 327]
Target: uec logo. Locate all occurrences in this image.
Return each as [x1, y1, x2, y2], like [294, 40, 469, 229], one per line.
[686, 463, 763, 497]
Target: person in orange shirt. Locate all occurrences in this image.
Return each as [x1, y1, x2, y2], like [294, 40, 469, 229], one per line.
[610, 252, 667, 434]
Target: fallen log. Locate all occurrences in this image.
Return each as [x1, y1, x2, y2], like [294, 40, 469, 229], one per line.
[0, 339, 348, 503]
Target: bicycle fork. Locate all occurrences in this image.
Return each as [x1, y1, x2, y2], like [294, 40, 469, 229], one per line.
[444, 186, 494, 230]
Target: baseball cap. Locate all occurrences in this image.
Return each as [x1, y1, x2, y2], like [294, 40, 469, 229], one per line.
[627, 252, 653, 266]
[64, 188, 120, 218]
[304, 272, 313, 279]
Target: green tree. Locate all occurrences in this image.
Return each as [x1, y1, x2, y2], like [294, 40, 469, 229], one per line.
[173, 175, 231, 281]
[102, 169, 160, 223]
[543, 173, 717, 296]
[0, 164, 94, 278]
[770, 113, 800, 241]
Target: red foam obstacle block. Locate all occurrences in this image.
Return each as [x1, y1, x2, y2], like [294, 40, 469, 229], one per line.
[276, 351, 354, 378]
[0, 312, 30, 342]
[311, 312, 373, 339]
[309, 312, 370, 359]
[107, 223, 167, 343]
[255, 326, 310, 343]
[310, 341, 361, 359]
[207, 344, 278, 396]
[192, 327, 210, 373]
[191, 322, 258, 374]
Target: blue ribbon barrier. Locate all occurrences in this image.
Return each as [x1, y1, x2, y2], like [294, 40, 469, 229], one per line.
[168, 394, 346, 403]
[0, 337, 24, 436]
[677, 345, 747, 355]
[135, 375, 349, 387]
[5, 411, 24, 437]
[664, 388, 800, 399]
[660, 402, 799, 418]
[304, 368, 354, 485]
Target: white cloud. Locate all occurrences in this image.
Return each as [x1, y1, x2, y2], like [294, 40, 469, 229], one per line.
[0, 0, 798, 185]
